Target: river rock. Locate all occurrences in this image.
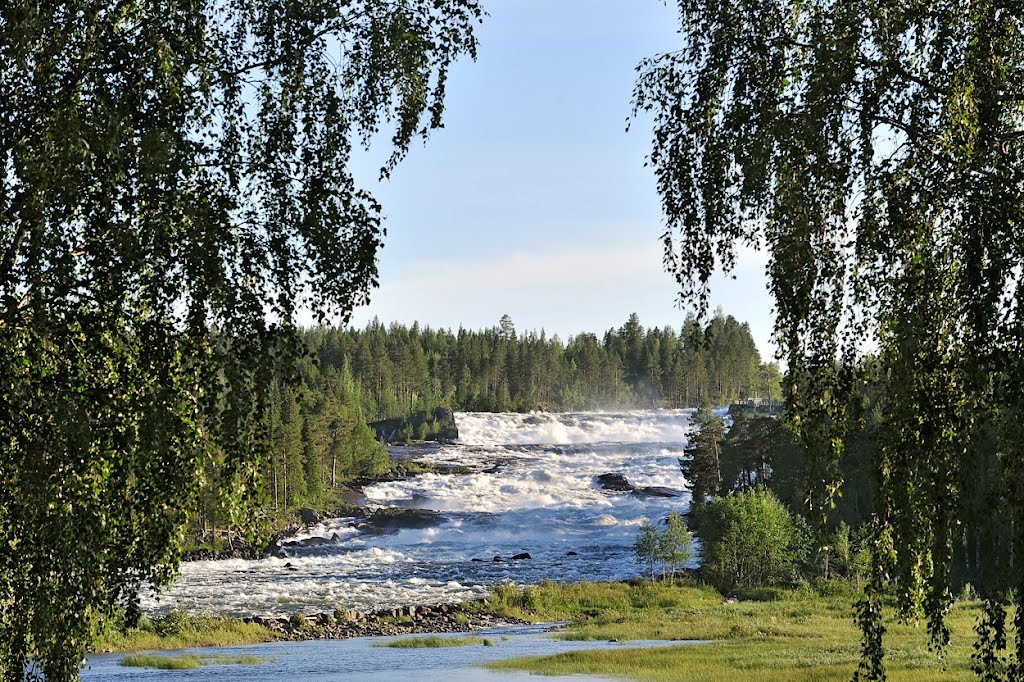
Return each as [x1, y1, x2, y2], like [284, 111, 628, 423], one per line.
[511, 552, 532, 560]
[283, 534, 338, 549]
[633, 486, 681, 498]
[596, 473, 635, 492]
[354, 508, 446, 534]
[299, 508, 321, 525]
[566, 551, 578, 556]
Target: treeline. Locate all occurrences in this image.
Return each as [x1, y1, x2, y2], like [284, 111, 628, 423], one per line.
[305, 310, 781, 419]
[190, 309, 779, 543]
[679, 382, 883, 591]
[191, 363, 389, 543]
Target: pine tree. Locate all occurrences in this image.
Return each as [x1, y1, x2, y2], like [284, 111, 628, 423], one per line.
[680, 406, 726, 512]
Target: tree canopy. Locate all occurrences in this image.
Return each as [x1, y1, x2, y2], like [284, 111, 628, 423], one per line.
[303, 311, 775, 416]
[0, 1, 481, 678]
[635, 0, 1024, 678]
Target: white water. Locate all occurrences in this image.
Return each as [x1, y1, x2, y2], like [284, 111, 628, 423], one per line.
[143, 410, 694, 617]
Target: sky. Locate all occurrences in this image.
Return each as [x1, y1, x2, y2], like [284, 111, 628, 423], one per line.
[345, 0, 778, 360]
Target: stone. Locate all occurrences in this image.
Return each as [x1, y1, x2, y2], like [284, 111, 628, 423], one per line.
[298, 508, 320, 525]
[353, 508, 446, 535]
[511, 552, 531, 560]
[596, 473, 634, 492]
[633, 486, 681, 498]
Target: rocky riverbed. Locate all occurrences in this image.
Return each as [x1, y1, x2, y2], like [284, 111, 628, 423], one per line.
[146, 410, 697, 618]
[241, 598, 528, 640]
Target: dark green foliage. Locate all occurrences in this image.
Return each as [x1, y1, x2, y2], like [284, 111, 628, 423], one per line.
[239, 362, 387, 527]
[636, 0, 1024, 677]
[679, 406, 726, 510]
[304, 311, 776, 418]
[369, 408, 457, 444]
[700, 489, 801, 592]
[0, 1, 481, 677]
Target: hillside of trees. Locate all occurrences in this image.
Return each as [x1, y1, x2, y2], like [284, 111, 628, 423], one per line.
[306, 310, 781, 419]
[193, 310, 779, 537]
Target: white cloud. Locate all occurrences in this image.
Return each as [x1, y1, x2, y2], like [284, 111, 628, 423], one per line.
[377, 243, 662, 298]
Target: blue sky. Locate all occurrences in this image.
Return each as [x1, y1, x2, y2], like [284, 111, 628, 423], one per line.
[346, 0, 778, 360]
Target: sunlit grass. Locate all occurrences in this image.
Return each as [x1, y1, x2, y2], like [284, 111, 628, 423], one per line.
[120, 653, 272, 669]
[375, 635, 492, 648]
[120, 654, 205, 669]
[96, 612, 280, 652]
[484, 580, 998, 681]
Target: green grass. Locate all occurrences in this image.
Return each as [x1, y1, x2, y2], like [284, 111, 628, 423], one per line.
[375, 636, 492, 648]
[121, 653, 272, 669]
[483, 580, 998, 681]
[121, 654, 205, 670]
[96, 611, 280, 652]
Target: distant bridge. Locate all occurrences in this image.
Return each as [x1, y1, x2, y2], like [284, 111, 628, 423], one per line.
[727, 399, 785, 416]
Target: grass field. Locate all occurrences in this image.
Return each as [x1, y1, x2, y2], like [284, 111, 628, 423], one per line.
[95, 611, 280, 652]
[481, 580, 996, 681]
[120, 653, 272, 669]
[375, 635, 493, 648]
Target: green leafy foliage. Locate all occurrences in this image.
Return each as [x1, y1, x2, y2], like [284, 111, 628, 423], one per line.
[633, 510, 694, 584]
[0, 1, 482, 678]
[304, 311, 777, 416]
[679, 406, 726, 510]
[700, 489, 802, 592]
[635, 0, 1024, 677]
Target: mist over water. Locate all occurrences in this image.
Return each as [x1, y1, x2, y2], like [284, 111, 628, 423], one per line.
[143, 410, 694, 617]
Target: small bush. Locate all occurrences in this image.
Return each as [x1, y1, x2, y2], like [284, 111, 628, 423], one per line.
[121, 654, 204, 669]
[730, 586, 785, 602]
[633, 510, 694, 583]
[700, 488, 804, 591]
[289, 614, 312, 633]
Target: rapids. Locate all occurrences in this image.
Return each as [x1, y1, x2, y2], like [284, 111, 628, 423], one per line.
[142, 410, 695, 617]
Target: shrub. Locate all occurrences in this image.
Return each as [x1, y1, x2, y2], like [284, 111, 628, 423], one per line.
[633, 510, 694, 583]
[700, 488, 805, 591]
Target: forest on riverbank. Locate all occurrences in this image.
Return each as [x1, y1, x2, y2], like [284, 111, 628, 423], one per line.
[309, 309, 779, 418]
[190, 309, 779, 544]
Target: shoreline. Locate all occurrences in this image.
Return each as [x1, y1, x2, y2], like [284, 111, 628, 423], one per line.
[181, 443, 467, 563]
[94, 597, 531, 654]
[241, 599, 530, 642]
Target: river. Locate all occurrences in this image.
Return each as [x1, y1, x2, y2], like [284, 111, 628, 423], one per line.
[84, 624, 710, 681]
[141, 410, 696, 618]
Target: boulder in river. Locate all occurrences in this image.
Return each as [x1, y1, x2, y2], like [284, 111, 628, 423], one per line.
[596, 474, 681, 497]
[511, 552, 532, 560]
[299, 508, 320, 526]
[283, 534, 338, 549]
[353, 508, 446, 535]
[596, 473, 635, 492]
[633, 486, 681, 498]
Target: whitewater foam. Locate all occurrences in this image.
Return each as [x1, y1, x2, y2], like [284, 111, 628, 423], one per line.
[144, 410, 696, 617]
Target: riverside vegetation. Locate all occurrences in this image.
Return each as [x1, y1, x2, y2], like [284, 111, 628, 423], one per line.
[188, 310, 779, 557]
[92, 402, 939, 682]
[92, 579, 992, 680]
[483, 580, 990, 682]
